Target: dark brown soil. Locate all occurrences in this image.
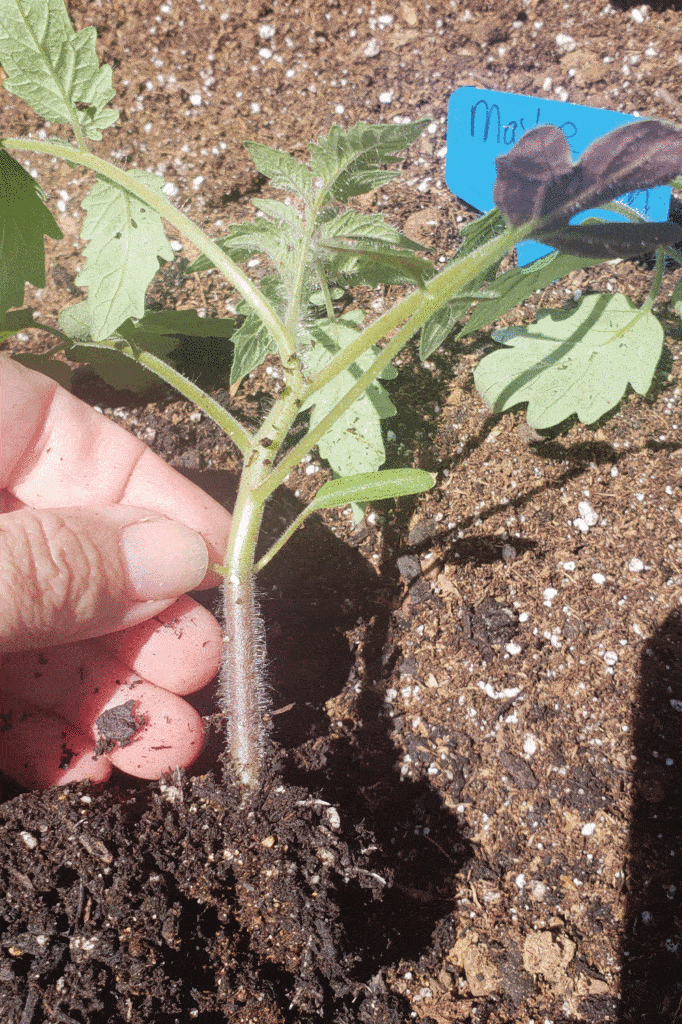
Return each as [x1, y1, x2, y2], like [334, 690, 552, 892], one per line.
[1, 1, 681, 1022]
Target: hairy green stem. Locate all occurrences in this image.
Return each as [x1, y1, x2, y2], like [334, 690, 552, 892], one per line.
[117, 346, 253, 454]
[220, 386, 303, 792]
[2, 137, 295, 364]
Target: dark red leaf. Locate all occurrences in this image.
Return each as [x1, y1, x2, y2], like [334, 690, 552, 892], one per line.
[494, 119, 681, 234]
[536, 220, 681, 259]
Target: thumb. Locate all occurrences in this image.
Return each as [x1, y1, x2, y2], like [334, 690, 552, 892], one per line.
[0, 506, 209, 654]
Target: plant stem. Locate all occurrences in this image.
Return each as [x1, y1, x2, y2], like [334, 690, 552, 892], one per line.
[301, 224, 526, 404]
[116, 345, 253, 454]
[227, 228, 527, 785]
[254, 224, 528, 505]
[220, 385, 303, 793]
[2, 137, 295, 364]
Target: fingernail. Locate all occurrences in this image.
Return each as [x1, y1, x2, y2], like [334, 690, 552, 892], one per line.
[120, 520, 209, 601]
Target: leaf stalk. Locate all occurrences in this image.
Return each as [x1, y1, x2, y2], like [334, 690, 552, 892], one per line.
[2, 137, 295, 363]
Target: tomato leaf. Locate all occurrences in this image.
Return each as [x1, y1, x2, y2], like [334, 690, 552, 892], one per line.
[0, 149, 62, 320]
[494, 120, 681, 256]
[474, 292, 664, 429]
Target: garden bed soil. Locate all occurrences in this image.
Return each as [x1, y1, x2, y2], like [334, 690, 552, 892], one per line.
[1, 1, 681, 1022]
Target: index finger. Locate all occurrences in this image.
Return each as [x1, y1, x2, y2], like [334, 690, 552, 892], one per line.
[1, 356, 232, 569]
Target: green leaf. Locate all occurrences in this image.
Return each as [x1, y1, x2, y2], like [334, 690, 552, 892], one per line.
[473, 292, 664, 429]
[0, 149, 62, 319]
[75, 170, 173, 341]
[671, 279, 682, 318]
[0, 0, 118, 140]
[120, 308, 236, 340]
[230, 275, 283, 384]
[188, 221, 279, 272]
[11, 350, 72, 388]
[454, 208, 508, 259]
[59, 303, 227, 352]
[300, 310, 397, 478]
[309, 119, 430, 202]
[230, 315, 277, 385]
[323, 209, 425, 251]
[453, 248, 603, 343]
[310, 286, 344, 306]
[309, 468, 434, 511]
[320, 240, 435, 287]
[0, 304, 36, 342]
[420, 300, 469, 360]
[69, 339, 166, 392]
[250, 198, 301, 228]
[243, 141, 314, 199]
[58, 301, 182, 391]
[417, 208, 511, 358]
[319, 209, 434, 289]
[188, 219, 293, 278]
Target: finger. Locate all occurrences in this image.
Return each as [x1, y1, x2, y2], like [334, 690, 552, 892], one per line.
[0, 694, 113, 789]
[2, 643, 205, 783]
[102, 595, 222, 695]
[0, 506, 209, 652]
[98, 681, 205, 779]
[1, 357, 231, 576]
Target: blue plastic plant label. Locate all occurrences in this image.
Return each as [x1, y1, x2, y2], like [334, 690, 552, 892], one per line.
[446, 87, 672, 265]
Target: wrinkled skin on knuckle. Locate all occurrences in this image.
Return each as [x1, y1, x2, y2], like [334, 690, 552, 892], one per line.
[0, 509, 121, 652]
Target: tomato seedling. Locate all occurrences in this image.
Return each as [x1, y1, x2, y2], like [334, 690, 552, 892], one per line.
[0, 0, 679, 794]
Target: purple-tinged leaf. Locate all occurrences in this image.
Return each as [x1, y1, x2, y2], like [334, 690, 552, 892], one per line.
[494, 120, 681, 238]
[536, 220, 681, 259]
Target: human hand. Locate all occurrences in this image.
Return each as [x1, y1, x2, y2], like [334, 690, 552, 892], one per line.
[0, 357, 231, 789]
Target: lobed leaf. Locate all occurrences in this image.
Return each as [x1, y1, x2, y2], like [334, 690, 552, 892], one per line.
[300, 310, 397, 479]
[473, 292, 664, 429]
[75, 170, 174, 341]
[0, 0, 118, 140]
[308, 119, 430, 203]
[0, 149, 62, 320]
[493, 120, 681, 257]
[243, 141, 314, 200]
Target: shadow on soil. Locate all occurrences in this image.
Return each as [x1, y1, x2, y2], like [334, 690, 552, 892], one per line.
[184, 467, 473, 993]
[620, 607, 681, 1024]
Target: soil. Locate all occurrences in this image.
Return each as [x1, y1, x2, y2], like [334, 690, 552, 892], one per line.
[1, 1, 681, 1022]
